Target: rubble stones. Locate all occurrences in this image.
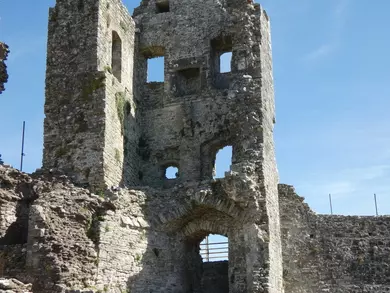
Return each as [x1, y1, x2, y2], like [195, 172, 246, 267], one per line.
[1, 166, 390, 292]
[0, 278, 32, 293]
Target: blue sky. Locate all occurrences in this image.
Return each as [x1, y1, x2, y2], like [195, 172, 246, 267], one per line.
[1, 0, 390, 216]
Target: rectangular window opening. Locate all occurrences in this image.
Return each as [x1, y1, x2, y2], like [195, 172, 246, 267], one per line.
[211, 35, 233, 74]
[220, 52, 232, 73]
[147, 56, 165, 83]
[156, 0, 170, 13]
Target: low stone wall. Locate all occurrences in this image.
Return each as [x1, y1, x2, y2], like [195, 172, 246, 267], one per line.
[279, 184, 390, 293]
[316, 215, 390, 287]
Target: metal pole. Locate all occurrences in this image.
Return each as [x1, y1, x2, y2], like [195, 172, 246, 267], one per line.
[20, 121, 25, 171]
[329, 193, 333, 215]
[374, 194, 378, 216]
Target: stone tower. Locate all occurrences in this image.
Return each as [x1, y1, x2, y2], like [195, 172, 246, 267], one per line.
[1, 1, 389, 292]
[43, 0, 137, 190]
[43, 0, 284, 292]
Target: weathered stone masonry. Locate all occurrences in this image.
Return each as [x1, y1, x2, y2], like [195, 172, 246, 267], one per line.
[43, 0, 284, 292]
[0, 0, 389, 293]
[279, 185, 390, 293]
[1, 167, 390, 293]
[0, 42, 9, 95]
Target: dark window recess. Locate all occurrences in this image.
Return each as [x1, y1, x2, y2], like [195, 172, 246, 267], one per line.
[77, 0, 84, 10]
[112, 31, 122, 82]
[156, 0, 170, 13]
[173, 67, 201, 96]
[211, 35, 233, 89]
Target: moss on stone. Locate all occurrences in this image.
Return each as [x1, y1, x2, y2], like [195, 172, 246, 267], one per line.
[104, 65, 112, 74]
[115, 92, 126, 134]
[81, 75, 106, 101]
[115, 148, 121, 163]
[55, 145, 70, 157]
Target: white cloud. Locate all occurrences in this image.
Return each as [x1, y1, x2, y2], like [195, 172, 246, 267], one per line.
[305, 44, 336, 61]
[293, 163, 390, 215]
[334, 0, 349, 18]
[340, 165, 390, 181]
[296, 164, 390, 199]
[304, 0, 349, 62]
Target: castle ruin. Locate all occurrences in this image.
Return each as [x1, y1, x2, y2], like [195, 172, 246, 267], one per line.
[0, 0, 389, 292]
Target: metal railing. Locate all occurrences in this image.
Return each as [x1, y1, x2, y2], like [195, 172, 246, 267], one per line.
[200, 236, 228, 262]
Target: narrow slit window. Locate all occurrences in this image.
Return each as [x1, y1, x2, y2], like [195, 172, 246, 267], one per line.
[112, 31, 122, 82]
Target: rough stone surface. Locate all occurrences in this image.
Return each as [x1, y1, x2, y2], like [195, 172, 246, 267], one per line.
[279, 184, 390, 293]
[0, 42, 9, 94]
[42, 0, 283, 292]
[0, 278, 32, 293]
[2, 166, 390, 292]
[1, 0, 389, 292]
[201, 261, 229, 293]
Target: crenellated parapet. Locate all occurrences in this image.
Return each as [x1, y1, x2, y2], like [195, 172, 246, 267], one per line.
[0, 42, 9, 94]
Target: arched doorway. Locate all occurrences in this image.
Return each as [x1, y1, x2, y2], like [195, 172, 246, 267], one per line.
[186, 233, 229, 293]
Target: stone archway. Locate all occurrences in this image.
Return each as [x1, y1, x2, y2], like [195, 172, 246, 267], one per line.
[184, 229, 230, 293]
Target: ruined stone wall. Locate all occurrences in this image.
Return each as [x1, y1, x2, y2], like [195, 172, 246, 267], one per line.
[0, 167, 32, 280]
[94, 188, 190, 293]
[44, 0, 106, 189]
[278, 184, 320, 293]
[1, 165, 390, 293]
[133, 0, 279, 187]
[132, 1, 284, 290]
[43, 0, 140, 191]
[0, 42, 9, 94]
[0, 166, 242, 293]
[316, 216, 390, 292]
[279, 184, 390, 293]
[96, 0, 140, 188]
[35, 0, 390, 292]
[43, 0, 284, 291]
[201, 261, 229, 293]
[94, 180, 271, 293]
[0, 166, 111, 292]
